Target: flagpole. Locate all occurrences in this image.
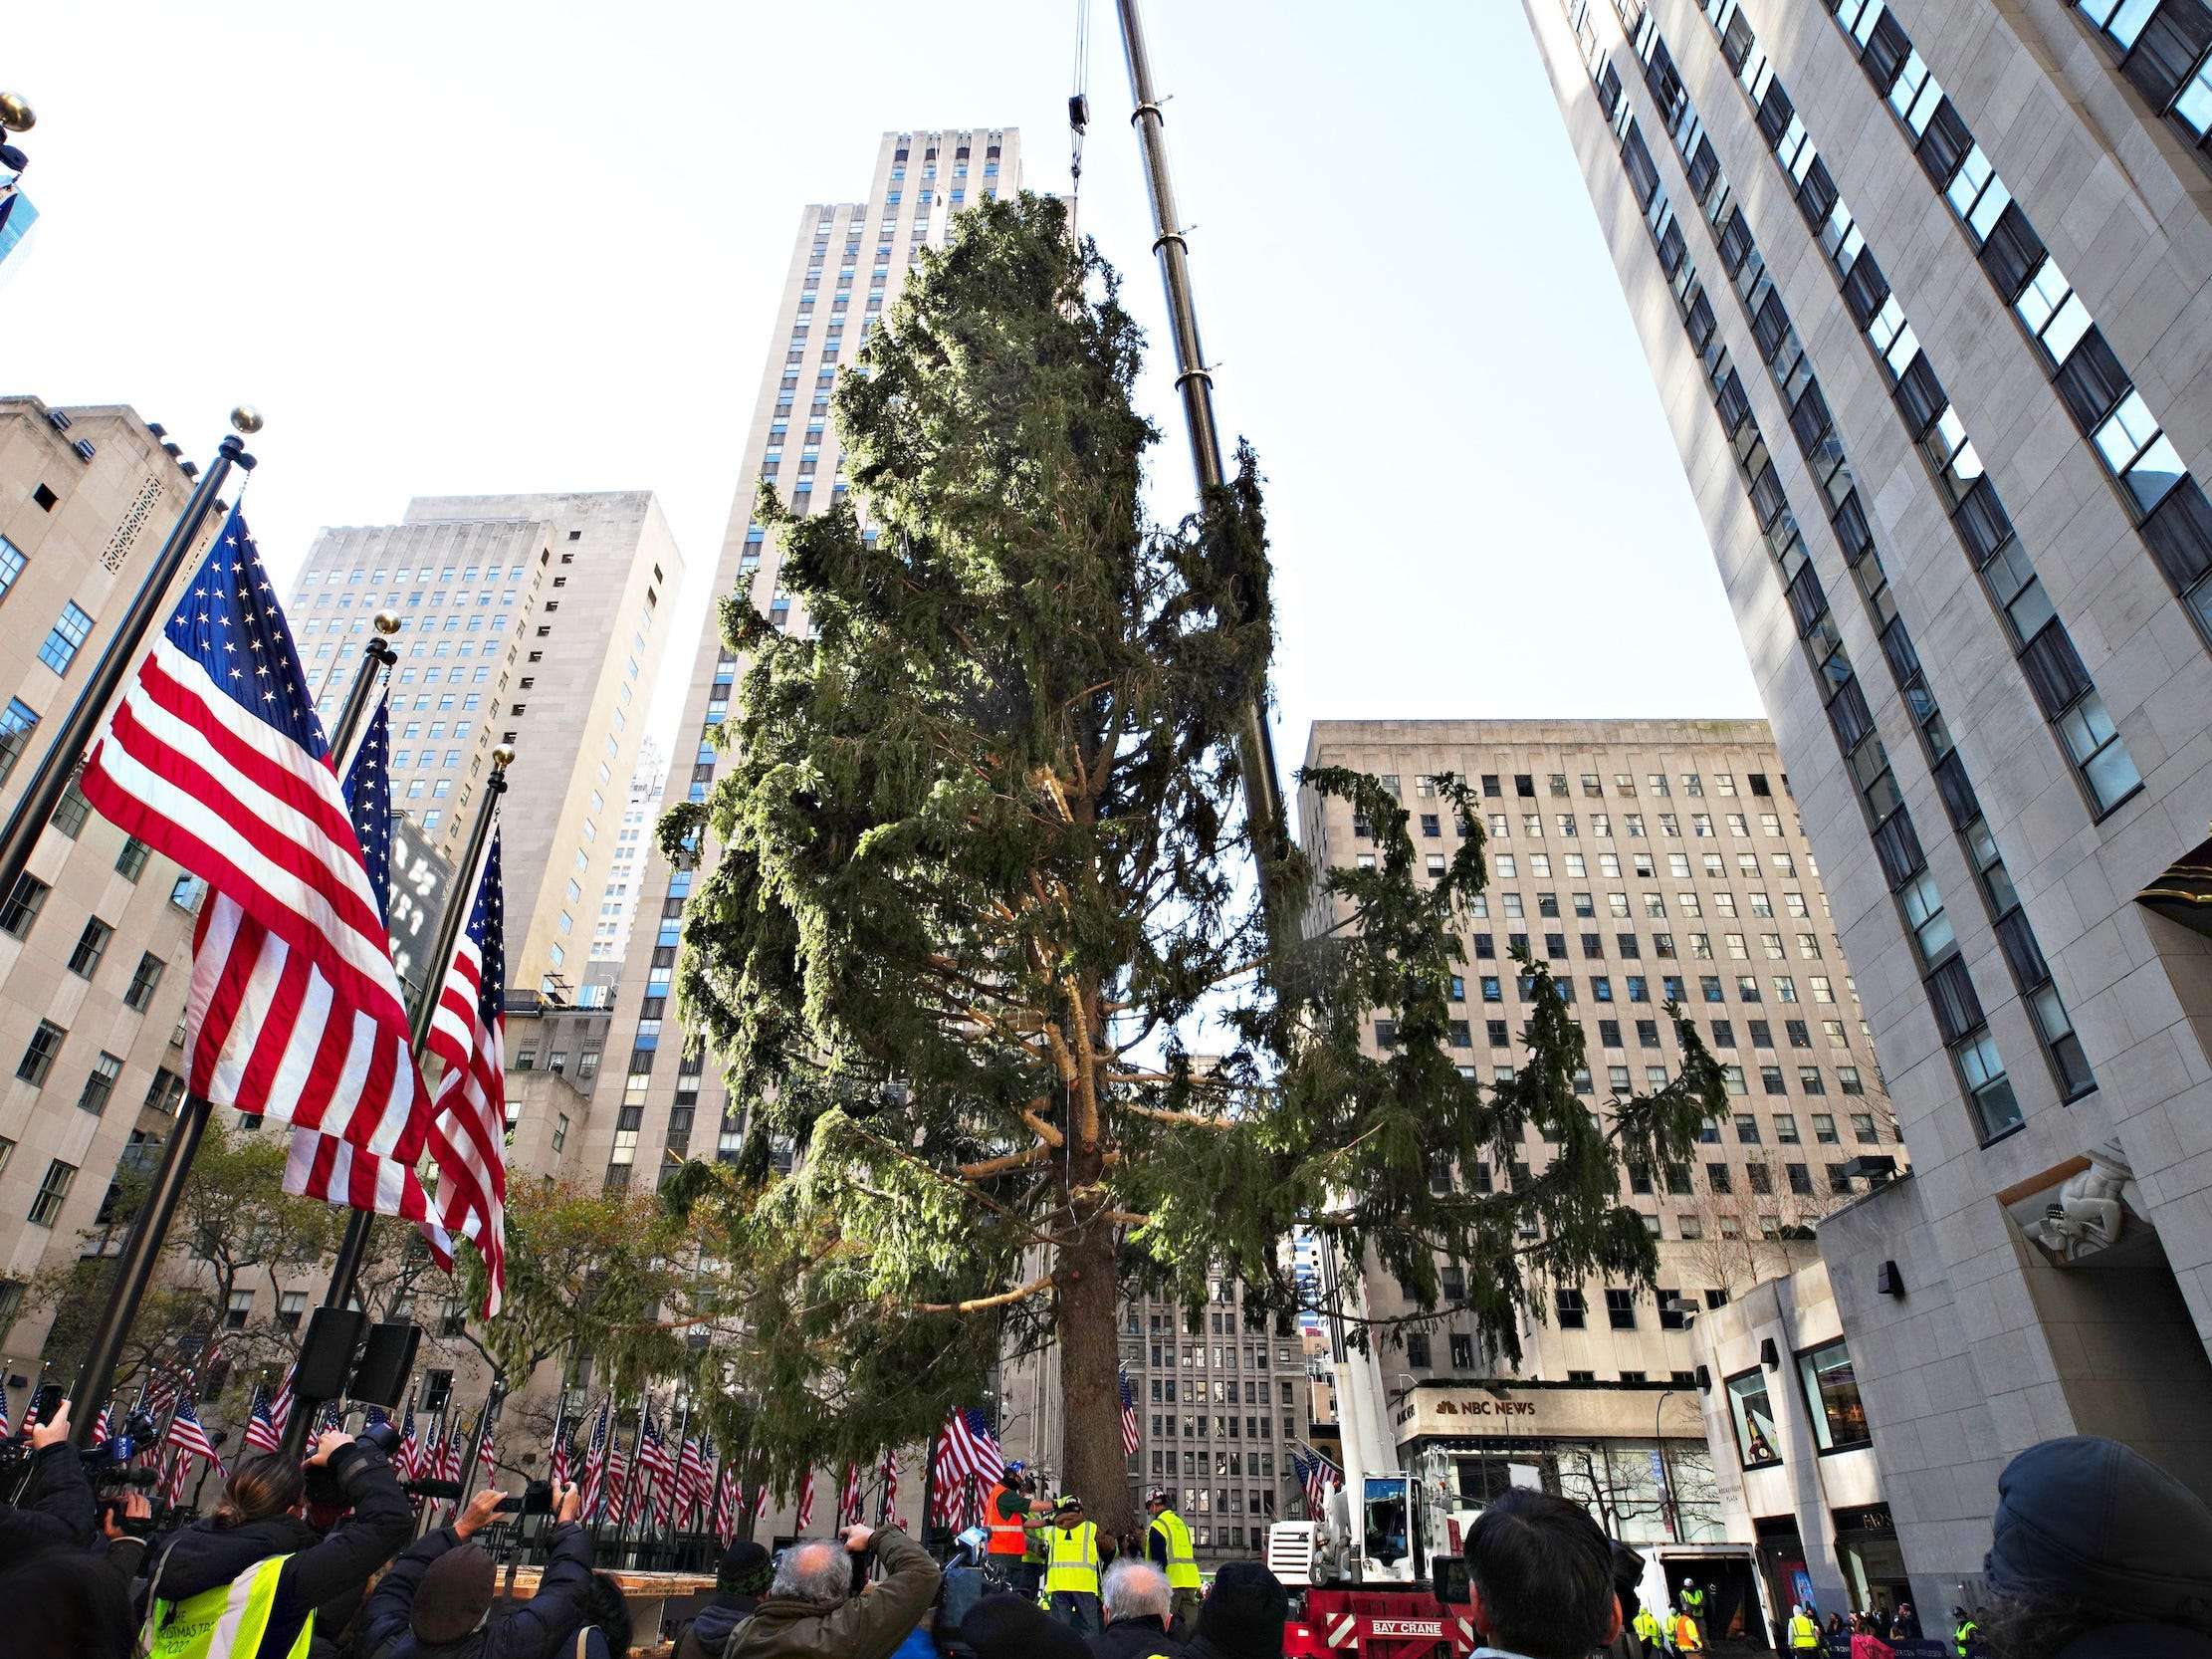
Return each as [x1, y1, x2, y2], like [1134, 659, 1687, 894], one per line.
[70, 624, 395, 1449]
[615, 1392, 648, 1568]
[285, 747, 515, 1456]
[326, 615, 399, 776]
[456, 1378, 504, 1507]
[664, 1395, 692, 1562]
[0, 409, 259, 916]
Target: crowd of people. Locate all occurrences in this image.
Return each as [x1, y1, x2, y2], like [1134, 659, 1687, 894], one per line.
[4, 1411, 2209, 1659]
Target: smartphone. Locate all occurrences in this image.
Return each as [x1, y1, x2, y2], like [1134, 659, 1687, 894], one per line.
[26, 1383, 62, 1432]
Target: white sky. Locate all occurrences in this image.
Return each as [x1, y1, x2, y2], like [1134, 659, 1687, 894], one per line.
[2, 0, 1761, 775]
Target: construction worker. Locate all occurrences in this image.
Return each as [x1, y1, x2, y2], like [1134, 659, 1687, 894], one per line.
[1952, 1607, 1979, 1659]
[1142, 1487, 1202, 1636]
[1672, 1605, 1705, 1658]
[1680, 1580, 1706, 1621]
[1633, 1603, 1663, 1654]
[1040, 1492, 1108, 1635]
[1790, 1603, 1823, 1651]
[985, 1463, 1038, 1590]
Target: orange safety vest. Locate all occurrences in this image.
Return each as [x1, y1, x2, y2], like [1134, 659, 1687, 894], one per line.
[986, 1483, 1029, 1555]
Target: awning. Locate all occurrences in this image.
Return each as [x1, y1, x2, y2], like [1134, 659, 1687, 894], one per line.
[2137, 827, 2212, 942]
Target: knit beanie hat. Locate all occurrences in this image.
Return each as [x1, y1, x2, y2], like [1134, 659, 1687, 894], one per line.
[719, 1539, 774, 1595]
[413, 1541, 497, 1644]
[1986, 1436, 2212, 1628]
[1196, 1561, 1290, 1659]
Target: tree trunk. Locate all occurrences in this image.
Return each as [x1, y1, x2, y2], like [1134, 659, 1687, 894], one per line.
[1054, 1211, 1133, 1540]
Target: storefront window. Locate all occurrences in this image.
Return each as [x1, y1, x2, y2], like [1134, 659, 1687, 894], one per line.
[1726, 1369, 1782, 1469]
[1797, 1338, 1871, 1451]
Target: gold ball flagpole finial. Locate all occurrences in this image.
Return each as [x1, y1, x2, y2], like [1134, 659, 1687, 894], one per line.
[372, 609, 401, 635]
[229, 405, 264, 435]
[0, 94, 34, 132]
[491, 745, 517, 773]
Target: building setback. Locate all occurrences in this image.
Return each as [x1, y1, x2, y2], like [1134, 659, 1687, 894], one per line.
[289, 491, 682, 1007]
[1302, 719, 1899, 1581]
[1523, 0, 2212, 1603]
[0, 399, 215, 1408]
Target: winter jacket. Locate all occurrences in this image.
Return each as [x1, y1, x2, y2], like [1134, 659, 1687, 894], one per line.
[0, 1438, 98, 1561]
[1093, 1613, 1186, 1659]
[677, 1591, 762, 1659]
[359, 1517, 596, 1659]
[135, 1442, 413, 1659]
[726, 1528, 942, 1659]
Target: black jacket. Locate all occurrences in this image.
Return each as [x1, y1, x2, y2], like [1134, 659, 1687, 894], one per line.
[360, 1518, 595, 1659]
[678, 1591, 762, 1659]
[1094, 1614, 1186, 1659]
[0, 1439, 98, 1562]
[137, 1443, 413, 1659]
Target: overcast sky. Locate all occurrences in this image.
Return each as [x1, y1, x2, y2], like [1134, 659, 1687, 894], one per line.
[2, 0, 1762, 774]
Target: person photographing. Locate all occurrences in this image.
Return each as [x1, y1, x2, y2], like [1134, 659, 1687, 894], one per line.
[136, 1427, 413, 1659]
[360, 1476, 595, 1659]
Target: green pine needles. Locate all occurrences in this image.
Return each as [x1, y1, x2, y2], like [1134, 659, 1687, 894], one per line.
[657, 194, 1724, 1533]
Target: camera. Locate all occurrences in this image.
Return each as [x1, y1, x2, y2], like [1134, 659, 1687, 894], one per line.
[495, 1479, 553, 1516]
[358, 1419, 402, 1459]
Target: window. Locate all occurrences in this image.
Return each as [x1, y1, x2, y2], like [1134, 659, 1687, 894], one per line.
[28, 1158, 76, 1226]
[1605, 1288, 1637, 1329]
[17, 1019, 65, 1084]
[115, 836, 150, 881]
[67, 916, 112, 978]
[0, 875, 48, 938]
[1797, 1338, 1871, 1451]
[1555, 1289, 1587, 1328]
[1726, 1369, 1782, 1468]
[49, 783, 91, 838]
[39, 600, 94, 674]
[77, 1052, 122, 1115]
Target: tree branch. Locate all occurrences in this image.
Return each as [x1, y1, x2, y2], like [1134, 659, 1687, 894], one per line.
[915, 1273, 1055, 1315]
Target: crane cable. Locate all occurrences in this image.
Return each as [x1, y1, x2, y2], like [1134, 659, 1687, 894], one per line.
[1069, 0, 1092, 207]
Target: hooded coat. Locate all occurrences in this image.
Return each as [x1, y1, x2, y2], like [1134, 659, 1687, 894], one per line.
[357, 1518, 595, 1659]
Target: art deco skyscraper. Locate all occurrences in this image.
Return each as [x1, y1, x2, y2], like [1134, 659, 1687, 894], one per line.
[582, 125, 1020, 1195]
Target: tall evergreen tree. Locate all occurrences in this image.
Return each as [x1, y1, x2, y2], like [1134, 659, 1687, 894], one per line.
[661, 193, 1723, 1535]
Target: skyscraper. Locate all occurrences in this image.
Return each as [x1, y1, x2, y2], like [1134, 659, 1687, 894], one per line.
[289, 491, 683, 1004]
[0, 399, 209, 1403]
[1301, 718, 1888, 1554]
[583, 125, 1020, 1199]
[1523, 0, 2212, 1577]
[582, 738, 668, 1006]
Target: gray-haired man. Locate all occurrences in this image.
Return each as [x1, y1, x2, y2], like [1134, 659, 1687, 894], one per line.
[1092, 1560, 1185, 1659]
[728, 1524, 942, 1659]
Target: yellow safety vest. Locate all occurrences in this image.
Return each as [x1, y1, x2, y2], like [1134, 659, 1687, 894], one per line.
[148, 1552, 313, 1659]
[1634, 1609, 1662, 1646]
[1792, 1615, 1822, 1649]
[1150, 1510, 1201, 1590]
[1682, 1588, 1705, 1613]
[1956, 1622, 1978, 1659]
[1044, 1520, 1101, 1594]
[1673, 1614, 1703, 1653]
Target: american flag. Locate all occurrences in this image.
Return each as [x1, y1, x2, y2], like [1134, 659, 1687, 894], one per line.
[287, 694, 397, 1207]
[0, 1390, 12, 1438]
[637, 1409, 675, 1528]
[713, 1459, 740, 1543]
[417, 831, 509, 1315]
[879, 1446, 902, 1530]
[579, 1398, 612, 1520]
[165, 1397, 224, 1489]
[1291, 1447, 1336, 1518]
[79, 510, 434, 1221]
[90, 1403, 111, 1446]
[549, 1405, 572, 1491]
[243, 1385, 281, 1453]
[839, 1461, 862, 1528]
[440, 1420, 464, 1483]
[1119, 1370, 1142, 1457]
[931, 1407, 1000, 1524]
[675, 1434, 707, 1528]
[394, 1396, 419, 1481]
[476, 1415, 496, 1480]
[794, 1467, 815, 1532]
